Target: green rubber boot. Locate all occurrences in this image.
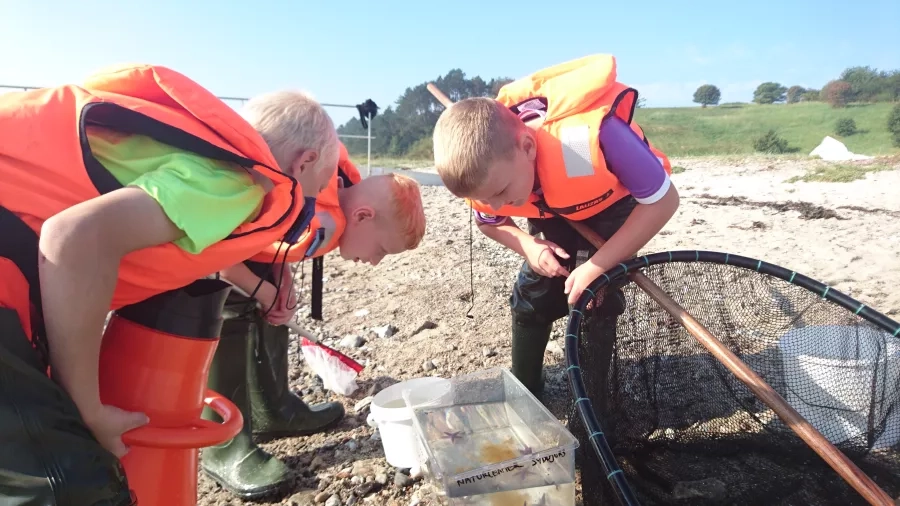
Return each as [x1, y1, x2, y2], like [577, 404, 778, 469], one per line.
[250, 321, 345, 439]
[199, 303, 293, 500]
[510, 316, 552, 398]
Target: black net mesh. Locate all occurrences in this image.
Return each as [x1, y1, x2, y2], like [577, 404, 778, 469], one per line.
[568, 255, 900, 506]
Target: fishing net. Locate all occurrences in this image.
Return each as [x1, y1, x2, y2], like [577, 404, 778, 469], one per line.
[565, 250, 900, 506]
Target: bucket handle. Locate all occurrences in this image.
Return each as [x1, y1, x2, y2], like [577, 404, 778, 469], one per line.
[120, 389, 243, 449]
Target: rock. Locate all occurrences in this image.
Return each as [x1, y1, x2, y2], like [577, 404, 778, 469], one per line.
[370, 431, 382, 442]
[446, 343, 457, 351]
[351, 475, 363, 485]
[354, 481, 380, 496]
[340, 335, 365, 348]
[337, 468, 352, 479]
[431, 358, 442, 368]
[289, 490, 318, 505]
[314, 491, 331, 503]
[394, 470, 413, 488]
[354, 396, 374, 414]
[352, 462, 374, 477]
[325, 494, 342, 506]
[345, 439, 359, 451]
[546, 341, 564, 357]
[422, 360, 436, 372]
[310, 455, 325, 471]
[354, 309, 370, 317]
[673, 478, 728, 501]
[372, 324, 397, 338]
[412, 321, 437, 335]
[375, 473, 389, 485]
[482, 347, 496, 358]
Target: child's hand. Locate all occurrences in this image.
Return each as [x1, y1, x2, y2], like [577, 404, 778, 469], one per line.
[253, 280, 292, 325]
[522, 237, 571, 278]
[565, 261, 605, 306]
[83, 404, 149, 458]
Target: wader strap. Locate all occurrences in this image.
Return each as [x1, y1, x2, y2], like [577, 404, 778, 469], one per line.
[0, 206, 48, 364]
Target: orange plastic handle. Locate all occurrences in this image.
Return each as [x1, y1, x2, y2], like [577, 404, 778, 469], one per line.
[120, 389, 243, 449]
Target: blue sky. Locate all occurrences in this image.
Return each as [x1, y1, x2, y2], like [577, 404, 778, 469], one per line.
[2, 0, 897, 126]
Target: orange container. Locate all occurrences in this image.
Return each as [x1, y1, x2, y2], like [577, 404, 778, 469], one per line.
[99, 279, 243, 506]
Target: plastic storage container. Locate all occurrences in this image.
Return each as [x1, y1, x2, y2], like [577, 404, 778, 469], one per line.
[404, 368, 579, 505]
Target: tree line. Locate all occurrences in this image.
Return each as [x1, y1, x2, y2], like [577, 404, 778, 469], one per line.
[693, 66, 900, 108]
[339, 65, 900, 158]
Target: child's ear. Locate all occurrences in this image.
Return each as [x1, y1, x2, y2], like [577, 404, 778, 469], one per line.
[352, 206, 375, 223]
[290, 149, 319, 174]
[519, 131, 537, 162]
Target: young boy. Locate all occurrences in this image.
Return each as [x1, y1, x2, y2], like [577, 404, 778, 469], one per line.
[200, 145, 426, 499]
[0, 63, 339, 504]
[432, 54, 680, 396]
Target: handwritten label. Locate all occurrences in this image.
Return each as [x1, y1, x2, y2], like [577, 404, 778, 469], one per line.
[532, 449, 566, 466]
[456, 463, 524, 487]
[455, 450, 568, 487]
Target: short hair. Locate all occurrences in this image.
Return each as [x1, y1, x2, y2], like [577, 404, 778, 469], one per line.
[384, 173, 426, 250]
[241, 90, 339, 176]
[432, 97, 523, 196]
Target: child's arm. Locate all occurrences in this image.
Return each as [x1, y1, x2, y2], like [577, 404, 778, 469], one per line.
[220, 262, 297, 325]
[39, 186, 185, 457]
[475, 212, 570, 278]
[220, 262, 265, 298]
[564, 115, 681, 304]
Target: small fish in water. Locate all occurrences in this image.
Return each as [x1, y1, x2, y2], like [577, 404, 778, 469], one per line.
[442, 430, 465, 443]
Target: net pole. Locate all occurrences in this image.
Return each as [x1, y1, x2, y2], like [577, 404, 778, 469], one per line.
[425, 80, 895, 506]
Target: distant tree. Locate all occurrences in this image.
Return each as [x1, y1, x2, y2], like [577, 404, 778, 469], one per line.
[839, 66, 882, 102]
[692, 84, 721, 108]
[786, 86, 807, 104]
[636, 97, 647, 108]
[888, 104, 900, 148]
[753, 82, 788, 104]
[802, 89, 821, 102]
[886, 71, 900, 102]
[822, 80, 854, 108]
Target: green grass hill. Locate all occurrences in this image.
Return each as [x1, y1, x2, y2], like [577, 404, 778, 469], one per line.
[635, 101, 899, 157]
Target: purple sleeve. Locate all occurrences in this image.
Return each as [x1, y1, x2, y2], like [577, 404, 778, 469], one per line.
[599, 116, 670, 204]
[473, 209, 509, 226]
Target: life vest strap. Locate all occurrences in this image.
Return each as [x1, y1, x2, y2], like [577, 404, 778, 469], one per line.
[0, 205, 48, 365]
[310, 256, 324, 321]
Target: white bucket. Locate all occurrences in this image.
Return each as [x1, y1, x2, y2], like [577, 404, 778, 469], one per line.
[366, 377, 451, 468]
[778, 324, 900, 448]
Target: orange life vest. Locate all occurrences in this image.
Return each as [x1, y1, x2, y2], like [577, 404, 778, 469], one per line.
[467, 54, 672, 221]
[0, 63, 305, 310]
[249, 141, 362, 263]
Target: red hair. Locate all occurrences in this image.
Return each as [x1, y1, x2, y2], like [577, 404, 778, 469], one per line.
[386, 173, 426, 250]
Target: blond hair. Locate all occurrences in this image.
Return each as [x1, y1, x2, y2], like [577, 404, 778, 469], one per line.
[384, 173, 426, 250]
[241, 90, 339, 175]
[432, 97, 522, 196]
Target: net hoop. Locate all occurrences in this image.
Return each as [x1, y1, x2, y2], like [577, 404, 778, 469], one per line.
[564, 249, 900, 506]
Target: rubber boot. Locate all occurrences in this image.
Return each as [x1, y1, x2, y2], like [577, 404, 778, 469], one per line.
[510, 316, 553, 398]
[199, 306, 293, 500]
[250, 321, 345, 439]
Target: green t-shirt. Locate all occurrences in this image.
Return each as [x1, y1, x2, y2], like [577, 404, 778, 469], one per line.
[86, 127, 266, 254]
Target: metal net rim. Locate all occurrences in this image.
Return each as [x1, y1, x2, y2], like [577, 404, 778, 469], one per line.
[564, 249, 900, 506]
